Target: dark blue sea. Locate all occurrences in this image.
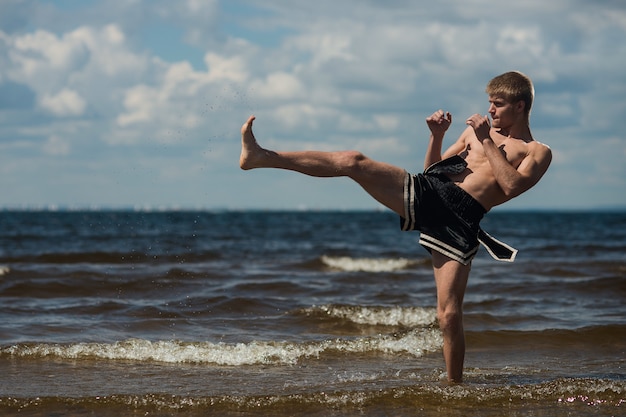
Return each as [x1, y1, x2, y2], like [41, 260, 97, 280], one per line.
[0, 210, 624, 416]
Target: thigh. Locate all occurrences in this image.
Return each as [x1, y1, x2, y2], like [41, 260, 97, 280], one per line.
[351, 158, 407, 216]
[432, 251, 471, 309]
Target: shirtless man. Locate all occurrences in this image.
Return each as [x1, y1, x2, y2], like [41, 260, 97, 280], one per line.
[239, 71, 552, 383]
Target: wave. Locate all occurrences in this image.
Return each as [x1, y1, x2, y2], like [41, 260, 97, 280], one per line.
[320, 255, 423, 272]
[0, 329, 442, 366]
[297, 304, 437, 327]
[0, 378, 623, 416]
[0, 265, 9, 276]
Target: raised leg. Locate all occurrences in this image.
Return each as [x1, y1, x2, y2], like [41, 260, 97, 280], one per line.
[240, 116, 407, 216]
[431, 250, 471, 383]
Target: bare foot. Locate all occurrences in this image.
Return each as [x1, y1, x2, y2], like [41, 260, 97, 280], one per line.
[239, 115, 265, 170]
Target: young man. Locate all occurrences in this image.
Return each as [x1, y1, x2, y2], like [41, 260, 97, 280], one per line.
[239, 71, 552, 383]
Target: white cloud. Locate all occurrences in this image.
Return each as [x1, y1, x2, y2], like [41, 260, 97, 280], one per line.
[204, 52, 249, 82]
[270, 104, 320, 130]
[250, 71, 304, 100]
[39, 88, 86, 116]
[116, 84, 157, 127]
[112, 50, 252, 144]
[495, 27, 545, 60]
[0, 0, 625, 209]
[6, 25, 128, 88]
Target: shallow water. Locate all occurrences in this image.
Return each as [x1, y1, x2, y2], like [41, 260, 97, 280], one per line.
[0, 210, 624, 416]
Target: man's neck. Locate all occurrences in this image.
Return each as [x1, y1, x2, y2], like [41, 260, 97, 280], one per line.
[497, 121, 533, 142]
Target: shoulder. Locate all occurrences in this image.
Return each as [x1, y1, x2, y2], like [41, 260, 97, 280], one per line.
[520, 140, 552, 176]
[528, 140, 552, 161]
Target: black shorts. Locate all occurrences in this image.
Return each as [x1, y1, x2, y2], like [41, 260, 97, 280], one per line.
[400, 172, 486, 265]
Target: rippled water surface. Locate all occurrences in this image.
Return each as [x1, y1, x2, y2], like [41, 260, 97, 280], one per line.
[0, 210, 624, 416]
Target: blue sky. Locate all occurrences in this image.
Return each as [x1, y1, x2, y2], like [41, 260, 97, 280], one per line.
[1, 0, 625, 210]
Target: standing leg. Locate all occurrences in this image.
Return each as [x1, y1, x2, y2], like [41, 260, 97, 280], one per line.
[240, 116, 407, 216]
[431, 250, 471, 383]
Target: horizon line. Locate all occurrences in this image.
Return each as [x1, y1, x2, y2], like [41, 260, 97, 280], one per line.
[1, 205, 625, 213]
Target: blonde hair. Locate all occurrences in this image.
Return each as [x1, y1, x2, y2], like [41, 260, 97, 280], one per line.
[486, 71, 534, 117]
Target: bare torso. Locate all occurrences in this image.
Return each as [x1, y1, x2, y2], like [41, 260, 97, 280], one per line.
[445, 128, 536, 211]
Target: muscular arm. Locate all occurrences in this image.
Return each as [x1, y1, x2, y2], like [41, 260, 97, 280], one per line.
[483, 138, 552, 198]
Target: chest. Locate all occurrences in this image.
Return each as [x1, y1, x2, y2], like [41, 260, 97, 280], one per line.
[463, 136, 528, 169]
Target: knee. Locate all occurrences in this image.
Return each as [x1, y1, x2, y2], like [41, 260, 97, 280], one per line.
[338, 151, 367, 172]
[437, 306, 463, 335]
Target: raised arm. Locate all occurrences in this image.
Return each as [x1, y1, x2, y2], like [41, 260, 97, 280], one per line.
[441, 127, 472, 160]
[424, 110, 454, 170]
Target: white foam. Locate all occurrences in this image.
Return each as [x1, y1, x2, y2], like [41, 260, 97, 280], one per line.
[0, 266, 9, 276]
[1, 330, 442, 366]
[308, 305, 437, 327]
[321, 255, 417, 272]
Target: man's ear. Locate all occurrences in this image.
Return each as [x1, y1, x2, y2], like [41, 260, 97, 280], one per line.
[515, 100, 526, 114]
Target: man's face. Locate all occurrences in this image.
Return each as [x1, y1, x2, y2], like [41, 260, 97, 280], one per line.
[487, 95, 518, 129]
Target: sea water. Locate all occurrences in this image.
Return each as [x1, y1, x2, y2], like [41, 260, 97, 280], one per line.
[0, 210, 624, 416]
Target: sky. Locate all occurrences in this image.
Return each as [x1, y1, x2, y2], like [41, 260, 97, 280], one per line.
[0, 0, 625, 211]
